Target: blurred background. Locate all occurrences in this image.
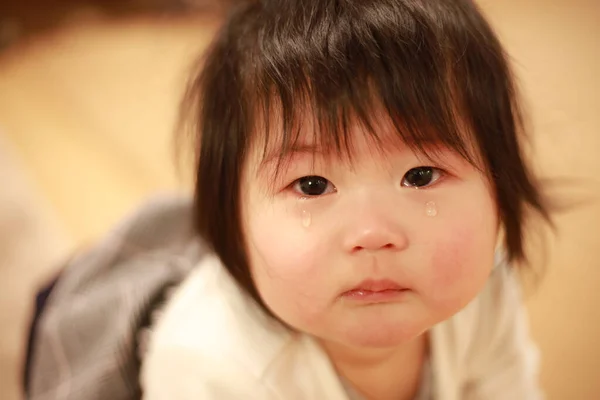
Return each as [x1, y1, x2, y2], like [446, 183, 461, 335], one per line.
[0, 0, 598, 399]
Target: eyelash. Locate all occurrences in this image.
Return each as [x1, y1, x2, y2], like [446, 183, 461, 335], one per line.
[287, 166, 448, 198]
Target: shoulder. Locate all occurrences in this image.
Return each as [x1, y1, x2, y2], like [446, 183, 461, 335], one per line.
[141, 255, 293, 399]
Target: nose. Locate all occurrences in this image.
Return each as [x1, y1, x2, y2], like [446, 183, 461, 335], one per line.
[343, 213, 409, 254]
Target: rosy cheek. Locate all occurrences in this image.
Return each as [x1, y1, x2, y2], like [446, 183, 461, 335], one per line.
[429, 231, 473, 286]
[427, 189, 497, 291]
[248, 219, 323, 281]
[248, 221, 331, 327]
[425, 223, 489, 308]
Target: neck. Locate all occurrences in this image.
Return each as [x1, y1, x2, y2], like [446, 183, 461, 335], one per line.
[320, 334, 428, 400]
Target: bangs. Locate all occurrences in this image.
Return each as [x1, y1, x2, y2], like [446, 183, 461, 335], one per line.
[239, 0, 479, 174]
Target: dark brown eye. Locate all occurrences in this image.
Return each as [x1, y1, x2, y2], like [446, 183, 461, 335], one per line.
[402, 167, 442, 188]
[294, 176, 334, 196]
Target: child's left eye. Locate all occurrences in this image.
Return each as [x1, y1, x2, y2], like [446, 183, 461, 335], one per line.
[292, 175, 336, 197]
[401, 167, 443, 188]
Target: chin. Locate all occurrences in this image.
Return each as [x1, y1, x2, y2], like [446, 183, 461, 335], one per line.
[338, 317, 426, 349]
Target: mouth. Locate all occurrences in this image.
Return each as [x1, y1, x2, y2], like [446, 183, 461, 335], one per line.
[342, 279, 409, 303]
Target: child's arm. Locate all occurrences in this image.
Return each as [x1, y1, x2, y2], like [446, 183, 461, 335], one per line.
[463, 264, 544, 399]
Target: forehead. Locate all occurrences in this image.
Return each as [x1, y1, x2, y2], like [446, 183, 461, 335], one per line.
[246, 106, 480, 175]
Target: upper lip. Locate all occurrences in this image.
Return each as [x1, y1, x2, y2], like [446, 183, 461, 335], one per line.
[344, 279, 406, 293]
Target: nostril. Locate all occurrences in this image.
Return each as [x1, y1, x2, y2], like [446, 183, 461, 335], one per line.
[352, 243, 394, 252]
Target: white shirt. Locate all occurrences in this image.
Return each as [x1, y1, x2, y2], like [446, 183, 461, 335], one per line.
[141, 254, 543, 400]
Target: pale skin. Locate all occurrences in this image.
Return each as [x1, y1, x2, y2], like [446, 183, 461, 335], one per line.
[241, 119, 499, 399]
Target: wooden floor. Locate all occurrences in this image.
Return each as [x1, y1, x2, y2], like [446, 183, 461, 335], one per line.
[0, 2, 598, 399]
[0, 15, 215, 400]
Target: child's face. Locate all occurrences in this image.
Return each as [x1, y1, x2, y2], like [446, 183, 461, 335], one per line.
[241, 122, 498, 349]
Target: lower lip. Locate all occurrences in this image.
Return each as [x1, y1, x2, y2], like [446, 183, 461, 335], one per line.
[342, 289, 408, 303]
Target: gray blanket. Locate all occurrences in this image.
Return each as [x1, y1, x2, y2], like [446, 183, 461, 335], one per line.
[28, 196, 205, 400]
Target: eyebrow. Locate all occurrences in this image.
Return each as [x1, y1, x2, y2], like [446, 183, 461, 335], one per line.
[258, 144, 324, 173]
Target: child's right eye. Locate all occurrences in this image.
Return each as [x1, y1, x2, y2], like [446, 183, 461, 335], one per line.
[293, 176, 336, 197]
